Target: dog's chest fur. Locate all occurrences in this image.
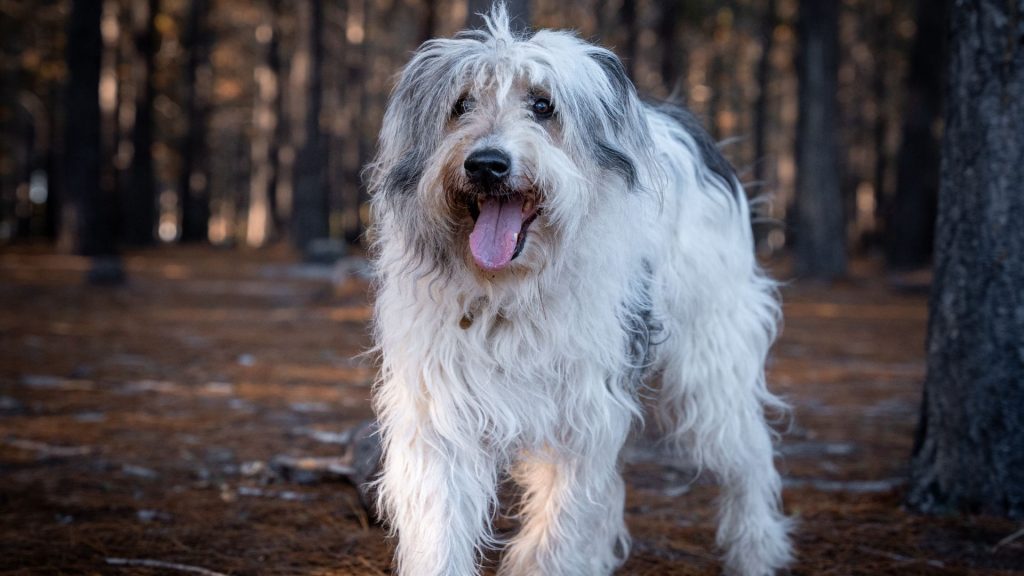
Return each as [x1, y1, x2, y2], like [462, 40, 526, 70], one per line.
[393, 264, 649, 450]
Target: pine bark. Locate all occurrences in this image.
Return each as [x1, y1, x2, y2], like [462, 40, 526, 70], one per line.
[795, 0, 846, 279]
[908, 0, 1024, 519]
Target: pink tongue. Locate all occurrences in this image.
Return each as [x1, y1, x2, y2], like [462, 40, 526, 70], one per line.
[469, 197, 526, 270]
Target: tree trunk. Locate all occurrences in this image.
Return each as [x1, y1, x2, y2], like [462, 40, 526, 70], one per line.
[795, 0, 846, 279]
[122, 0, 158, 246]
[44, 90, 62, 241]
[267, 0, 285, 234]
[344, 0, 365, 245]
[751, 0, 776, 249]
[179, 0, 211, 243]
[907, 0, 1024, 519]
[467, 0, 529, 32]
[291, 0, 329, 252]
[421, 0, 437, 43]
[65, 0, 109, 256]
[594, 0, 610, 42]
[246, 0, 282, 248]
[753, 0, 775, 188]
[885, 0, 948, 270]
[66, 0, 124, 283]
[99, 0, 122, 240]
[707, 5, 733, 141]
[0, 12, 16, 242]
[658, 0, 686, 98]
[871, 1, 891, 247]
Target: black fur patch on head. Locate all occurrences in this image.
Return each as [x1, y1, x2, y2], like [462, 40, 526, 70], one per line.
[395, 48, 464, 139]
[587, 50, 634, 133]
[595, 141, 638, 189]
[381, 41, 478, 197]
[652, 102, 741, 200]
[384, 153, 424, 196]
[576, 48, 652, 191]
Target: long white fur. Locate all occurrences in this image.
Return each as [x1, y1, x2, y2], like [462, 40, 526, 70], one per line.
[367, 7, 793, 576]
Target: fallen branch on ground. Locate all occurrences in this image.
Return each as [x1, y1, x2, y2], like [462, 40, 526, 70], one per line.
[106, 557, 229, 576]
[992, 526, 1024, 552]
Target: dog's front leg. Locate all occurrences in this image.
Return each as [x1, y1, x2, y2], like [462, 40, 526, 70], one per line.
[378, 412, 497, 576]
[500, 421, 632, 576]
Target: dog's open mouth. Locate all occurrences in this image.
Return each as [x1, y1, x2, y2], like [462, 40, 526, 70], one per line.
[467, 193, 540, 271]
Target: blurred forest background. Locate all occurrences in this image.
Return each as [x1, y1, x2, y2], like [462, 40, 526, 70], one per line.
[0, 0, 946, 278]
[4, 2, 1024, 573]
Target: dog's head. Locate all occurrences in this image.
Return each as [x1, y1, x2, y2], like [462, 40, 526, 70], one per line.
[369, 6, 653, 278]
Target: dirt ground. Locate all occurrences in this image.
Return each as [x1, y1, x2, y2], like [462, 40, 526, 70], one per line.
[1, 246, 1021, 575]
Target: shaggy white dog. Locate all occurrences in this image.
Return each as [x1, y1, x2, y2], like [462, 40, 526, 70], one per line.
[367, 7, 792, 576]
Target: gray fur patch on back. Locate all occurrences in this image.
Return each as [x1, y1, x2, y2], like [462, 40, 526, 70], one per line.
[649, 102, 741, 200]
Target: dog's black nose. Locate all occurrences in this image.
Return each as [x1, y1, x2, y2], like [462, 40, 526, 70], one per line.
[464, 148, 511, 184]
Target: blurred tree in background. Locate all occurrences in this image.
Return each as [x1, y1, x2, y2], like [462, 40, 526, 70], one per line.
[291, 0, 329, 255]
[0, 0, 945, 274]
[795, 0, 845, 279]
[122, 0, 159, 247]
[63, 0, 108, 256]
[885, 0, 947, 270]
[178, 0, 210, 243]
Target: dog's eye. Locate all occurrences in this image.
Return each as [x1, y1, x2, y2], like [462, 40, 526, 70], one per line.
[452, 97, 470, 118]
[532, 98, 554, 119]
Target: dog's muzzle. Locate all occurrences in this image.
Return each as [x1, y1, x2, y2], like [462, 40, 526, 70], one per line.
[462, 148, 540, 271]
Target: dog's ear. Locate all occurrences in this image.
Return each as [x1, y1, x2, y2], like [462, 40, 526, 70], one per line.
[581, 48, 651, 190]
[586, 49, 639, 131]
[370, 41, 465, 199]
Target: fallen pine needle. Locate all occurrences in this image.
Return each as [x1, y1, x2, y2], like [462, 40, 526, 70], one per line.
[857, 546, 944, 568]
[992, 526, 1024, 552]
[106, 557, 229, 576]
[356, 556, 388, 576]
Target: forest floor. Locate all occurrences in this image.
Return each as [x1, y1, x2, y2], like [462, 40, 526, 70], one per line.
[0, 246, 1021, 576]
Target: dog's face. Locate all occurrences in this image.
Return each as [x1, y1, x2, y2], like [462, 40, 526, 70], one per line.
[438, 79, 553, 272]
[369, 11, 653, 278]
